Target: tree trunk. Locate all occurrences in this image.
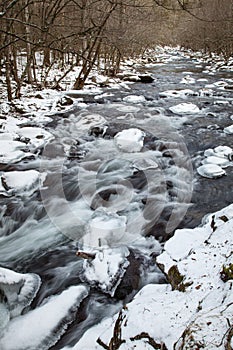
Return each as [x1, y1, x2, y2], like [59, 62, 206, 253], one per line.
[5, 46, 12, 101]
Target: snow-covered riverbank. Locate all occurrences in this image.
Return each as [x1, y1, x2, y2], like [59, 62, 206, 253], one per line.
[64, 204, 233, 350]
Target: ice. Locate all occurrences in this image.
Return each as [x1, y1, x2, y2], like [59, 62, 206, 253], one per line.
[0, 267, 41, 319]
[122, 95, 146, 104]
[214, 145, 232, 157]
[83, 247, 129, 296]
[202, 156, 229, 168]
[0, 285, 89, 350]
[116, 105, 140, 113]
[197, 164, 226, 178]
[132, 157, 158, 171]
[0, 304, 9, 334]
[169, 102, 200, 115]
[83, 211, 127, 249]
[224, 125, 233, 134]
[114, 128, 145, 152]
[1, 170, 46, 196]
[75, 113, 106, 131]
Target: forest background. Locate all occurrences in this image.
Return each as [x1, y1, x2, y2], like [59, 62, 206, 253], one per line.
[1, 0, 233, 100]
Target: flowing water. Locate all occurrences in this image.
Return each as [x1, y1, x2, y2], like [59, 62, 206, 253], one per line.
[0, 50, 233, 349]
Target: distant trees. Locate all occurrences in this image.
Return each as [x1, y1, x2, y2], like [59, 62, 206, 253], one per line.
[0, 0, 233, 100]
[154, 0, 233, 59]
[1, 0, 165, 99]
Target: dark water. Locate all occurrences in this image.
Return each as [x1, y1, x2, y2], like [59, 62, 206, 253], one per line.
[0, 51, 233, 349]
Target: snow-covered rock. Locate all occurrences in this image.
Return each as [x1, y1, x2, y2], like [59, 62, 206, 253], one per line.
[202, 156, 229, 168]
[159, 89, 196, 98]
[0, 285, 89, 350]
[114, 128, 145, 152]
[0, 140, 33, 163]
[169, 102, 200, 115]
[82, 247, 129, 296]
[75, 114, 107, 131]
[16, 126, 53, 149]
[1, 170, 46, 196]
[198, 145, 232, 178]
[122, 95, 146, 104]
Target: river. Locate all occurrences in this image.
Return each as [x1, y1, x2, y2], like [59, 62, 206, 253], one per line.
[0, 49, 233, 349]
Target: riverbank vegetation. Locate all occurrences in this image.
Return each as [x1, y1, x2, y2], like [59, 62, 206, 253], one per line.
[1, 0, 233, 100]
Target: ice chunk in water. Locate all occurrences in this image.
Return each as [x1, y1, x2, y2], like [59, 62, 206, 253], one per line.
[83, 210, 127, 249]
[0, 267, 41, 319]
[114, 128, 145, 153]
[197, 164, 226, 179]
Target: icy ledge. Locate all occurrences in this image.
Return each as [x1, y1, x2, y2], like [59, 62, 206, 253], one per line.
[66, 204, 233, 350]
[0, 284, 89, 350]
[0, 267, 41, 333]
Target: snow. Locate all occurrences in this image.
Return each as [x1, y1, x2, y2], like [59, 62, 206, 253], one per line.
[16, 126, 53, 149]
[159, 89, 196, 98]
[224, 125, 233, 134]
[122, 95, 146, 104]
[114, 128, 145, 152]
[83, 247, 129, 296]
[169, 102, 200, 115]
[0, 140, 33, 163]
[180, 75, 195, 84]
[69, 204, 233, 350]
[1, 170, 46, 196]
[0, 285, 89, 350]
